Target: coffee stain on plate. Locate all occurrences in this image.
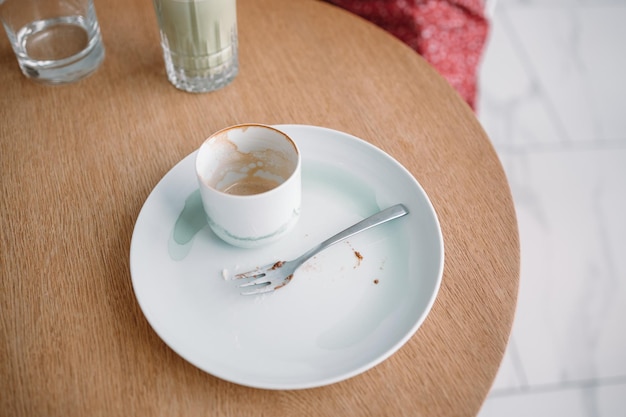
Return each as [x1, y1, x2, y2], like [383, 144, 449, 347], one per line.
[168, 189, 208, 260]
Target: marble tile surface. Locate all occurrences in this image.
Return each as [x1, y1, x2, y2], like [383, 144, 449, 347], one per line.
[477, 0, 626, 415]
[481, 382, 626, 417]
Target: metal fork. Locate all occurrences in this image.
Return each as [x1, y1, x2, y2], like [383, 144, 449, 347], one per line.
[235, 204, 409, 295]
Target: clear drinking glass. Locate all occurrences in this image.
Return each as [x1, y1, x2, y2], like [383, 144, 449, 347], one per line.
[0, 0, 105, 84]
[153, 0, 239, 93]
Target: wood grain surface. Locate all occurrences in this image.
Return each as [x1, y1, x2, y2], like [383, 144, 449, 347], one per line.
[0, 0, 519, 416]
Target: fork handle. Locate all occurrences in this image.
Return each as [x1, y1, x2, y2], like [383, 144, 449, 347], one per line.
[295, 204, 409, 265]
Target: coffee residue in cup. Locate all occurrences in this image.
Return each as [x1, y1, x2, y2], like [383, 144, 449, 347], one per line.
[205, 133, 294, 196]
[221, 176, 281, 196]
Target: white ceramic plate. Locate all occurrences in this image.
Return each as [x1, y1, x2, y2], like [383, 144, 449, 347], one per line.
[130, 125, 444, 390]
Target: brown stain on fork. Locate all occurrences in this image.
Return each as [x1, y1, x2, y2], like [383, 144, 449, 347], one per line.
[271, 261, 285, 270]
[274, 274, 293, 290]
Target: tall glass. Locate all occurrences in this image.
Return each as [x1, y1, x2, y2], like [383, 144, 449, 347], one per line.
[153, 0, 238, 93]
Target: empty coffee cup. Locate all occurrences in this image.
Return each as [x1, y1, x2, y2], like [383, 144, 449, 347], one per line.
[195, 124, 301, 248]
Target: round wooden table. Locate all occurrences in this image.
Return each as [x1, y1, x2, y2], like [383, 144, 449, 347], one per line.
[0, 0, 519, 415]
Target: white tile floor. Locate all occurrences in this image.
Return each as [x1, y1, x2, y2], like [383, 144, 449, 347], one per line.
[476, 0, 626, 416]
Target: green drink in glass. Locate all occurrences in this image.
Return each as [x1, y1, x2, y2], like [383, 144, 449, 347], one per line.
[153, 0, 238, 92]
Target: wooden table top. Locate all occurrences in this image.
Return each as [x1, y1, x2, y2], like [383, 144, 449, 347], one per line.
[0, 0, 519, 415]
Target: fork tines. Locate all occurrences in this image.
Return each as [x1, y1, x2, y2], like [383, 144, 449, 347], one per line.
[233, 261, 274, 288]
[234, 261, 284, 280]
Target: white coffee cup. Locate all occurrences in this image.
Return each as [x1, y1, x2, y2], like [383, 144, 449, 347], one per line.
[195, 124, 301, 248]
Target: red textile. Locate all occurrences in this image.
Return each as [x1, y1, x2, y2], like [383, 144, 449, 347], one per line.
[326, 0, 489, 109]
